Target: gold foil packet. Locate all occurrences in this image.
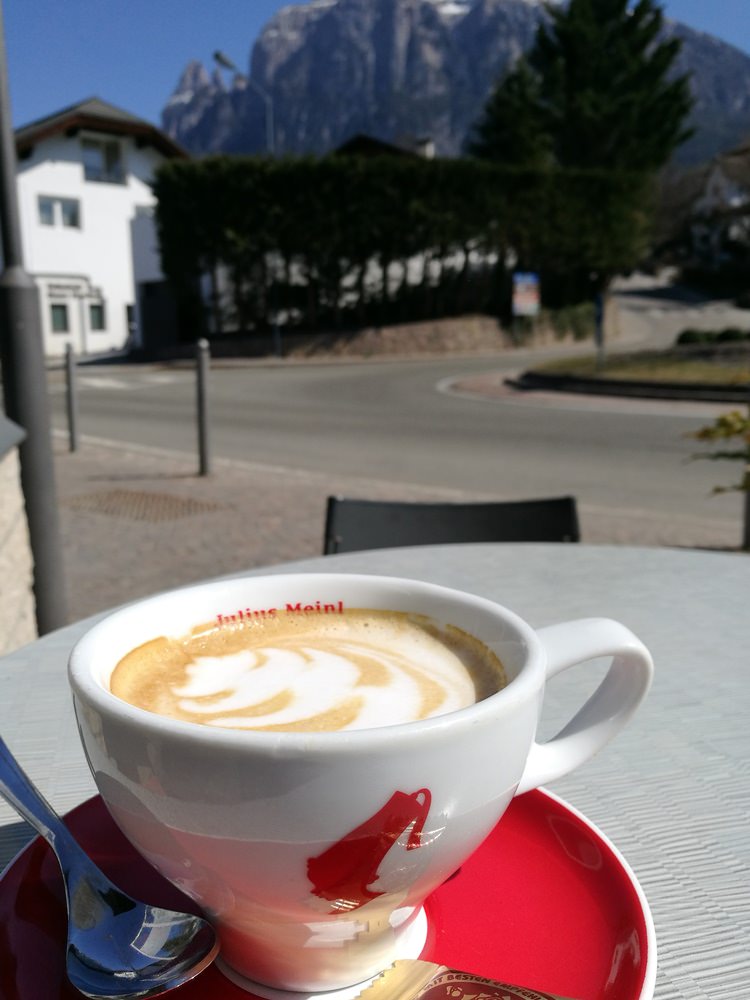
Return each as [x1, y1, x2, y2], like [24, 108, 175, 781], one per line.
[356, 959, 579, 1000]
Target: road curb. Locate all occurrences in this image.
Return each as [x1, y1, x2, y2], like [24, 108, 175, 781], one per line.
[509, 370, 750, 404]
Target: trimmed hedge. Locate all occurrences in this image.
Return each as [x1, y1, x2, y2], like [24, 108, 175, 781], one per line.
[154, 155, 651, 336]
[677, 328, 750, 346]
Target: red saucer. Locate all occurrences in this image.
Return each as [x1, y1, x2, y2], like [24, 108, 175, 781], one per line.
[0, 789, 654, 1000]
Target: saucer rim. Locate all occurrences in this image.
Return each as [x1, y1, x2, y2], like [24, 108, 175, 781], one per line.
[0, 786, 656, 1000]
[536, 787, 657, 1000]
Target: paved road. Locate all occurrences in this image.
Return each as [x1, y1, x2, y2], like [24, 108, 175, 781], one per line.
[37, 274, 748, 626]
[47, 346, 741, 539]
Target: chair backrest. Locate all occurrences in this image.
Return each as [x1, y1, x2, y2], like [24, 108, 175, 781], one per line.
[323, 495, 580, 554]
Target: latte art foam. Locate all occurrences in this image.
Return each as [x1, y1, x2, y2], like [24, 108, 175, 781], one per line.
[110, 609, 506, 733]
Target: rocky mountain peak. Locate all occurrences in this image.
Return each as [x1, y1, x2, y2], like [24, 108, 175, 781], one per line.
[162, 0, 750, 166]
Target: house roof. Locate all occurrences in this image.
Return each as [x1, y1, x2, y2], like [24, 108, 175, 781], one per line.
[15, 98, 188, 160]
[334, 134, 423, 158]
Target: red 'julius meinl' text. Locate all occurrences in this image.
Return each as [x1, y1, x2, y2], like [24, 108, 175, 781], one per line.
[217, 601, 345, 626]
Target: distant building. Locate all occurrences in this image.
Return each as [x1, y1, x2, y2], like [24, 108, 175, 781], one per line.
[335, 133, 435, 159]
[15, 98, 187, 358]
[690, 141, 750, 264]
[693, 142, 750, 217]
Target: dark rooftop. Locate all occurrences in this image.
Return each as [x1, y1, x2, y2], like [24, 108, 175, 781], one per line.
[15, 98, 187, 160]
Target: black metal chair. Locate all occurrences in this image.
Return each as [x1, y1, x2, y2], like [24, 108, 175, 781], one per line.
[323, 495, 580, 554]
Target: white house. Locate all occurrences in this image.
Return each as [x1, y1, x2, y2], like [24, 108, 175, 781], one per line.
[14, 98, 187, 358]
[696, 144, 750, 261]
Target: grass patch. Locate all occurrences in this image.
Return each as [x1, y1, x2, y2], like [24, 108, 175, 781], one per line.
[536, 351, 750, 385]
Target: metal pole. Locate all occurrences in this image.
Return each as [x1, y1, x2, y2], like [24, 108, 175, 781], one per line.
[65, 344, 78, 452]
[594, 289, 605, 372]
[744, 398, 750, 552]
[214, 54, 274, 155]
[243, 77, 274, 154]
[262, 90, 274, 155]
[246, 78, 274, 154]
[209, 264, 222, 335]
[196, 338, 211, 477]
[0, 0, 67, 632]
[269, 253, 282, 357]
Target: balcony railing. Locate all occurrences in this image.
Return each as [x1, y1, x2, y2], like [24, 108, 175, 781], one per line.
[83, 165, 125, 184]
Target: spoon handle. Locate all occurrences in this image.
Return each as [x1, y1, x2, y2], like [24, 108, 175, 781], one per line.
[0, 734, 84, 863]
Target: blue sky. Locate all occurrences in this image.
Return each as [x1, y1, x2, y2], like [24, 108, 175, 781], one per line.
[5, 0, 750, 128]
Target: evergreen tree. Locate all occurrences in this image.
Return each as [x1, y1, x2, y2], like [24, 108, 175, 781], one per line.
[471, 0, 693, 172]
[468, 60, 551, 168]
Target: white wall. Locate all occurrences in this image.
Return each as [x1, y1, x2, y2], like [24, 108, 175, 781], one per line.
[17, 132, 168, 357]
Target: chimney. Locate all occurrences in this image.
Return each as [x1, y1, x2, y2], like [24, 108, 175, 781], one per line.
[415, 136, 435, 159]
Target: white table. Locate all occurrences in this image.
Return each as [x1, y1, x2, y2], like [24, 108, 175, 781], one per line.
[1, 544, 748, 1000]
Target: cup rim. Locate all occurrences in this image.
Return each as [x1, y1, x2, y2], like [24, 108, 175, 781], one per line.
[68, 572, 546, 751]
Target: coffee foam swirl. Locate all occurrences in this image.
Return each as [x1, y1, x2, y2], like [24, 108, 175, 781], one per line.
[110, 610, 505, 733]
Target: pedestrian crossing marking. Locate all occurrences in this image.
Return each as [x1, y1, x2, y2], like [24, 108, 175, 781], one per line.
[50, 373, 189, 393]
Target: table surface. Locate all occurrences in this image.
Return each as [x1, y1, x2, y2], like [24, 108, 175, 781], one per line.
[1, 544, 748, 1000]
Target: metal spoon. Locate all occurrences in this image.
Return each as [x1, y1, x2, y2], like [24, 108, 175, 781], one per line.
[0, 735, 219, 998]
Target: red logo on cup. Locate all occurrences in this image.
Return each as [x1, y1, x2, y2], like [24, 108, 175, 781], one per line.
[307, 789, 432, 913]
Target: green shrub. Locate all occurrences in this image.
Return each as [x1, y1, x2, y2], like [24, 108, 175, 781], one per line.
[717, 327, 750, 343]
[676, 329, 714, 345]
[553, 303, 595, 340]
[676, 328, 750, 346]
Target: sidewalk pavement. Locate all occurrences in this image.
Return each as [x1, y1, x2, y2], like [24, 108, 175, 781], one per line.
[53, 429, 741, 627]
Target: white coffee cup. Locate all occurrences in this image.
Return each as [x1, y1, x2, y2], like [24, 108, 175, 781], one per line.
[68, 573, 653, 994]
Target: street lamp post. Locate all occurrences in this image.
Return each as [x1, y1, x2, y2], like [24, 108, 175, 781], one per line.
[0, 1, 67, 632]
[213, 50, 282, 355]
[213, 51, 274, 154]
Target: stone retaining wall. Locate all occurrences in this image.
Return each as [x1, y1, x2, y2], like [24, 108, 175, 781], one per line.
[0, 424, 37, 654]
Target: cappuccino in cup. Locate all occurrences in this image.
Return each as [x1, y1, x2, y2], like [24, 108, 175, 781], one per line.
[110, 608, 507, 732]
[70, 572, 653, 993]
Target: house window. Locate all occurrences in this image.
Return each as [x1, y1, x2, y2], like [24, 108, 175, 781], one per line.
[89, 302, 106, 331]
[82, 138, 124, 184]
[60, 198, 80, 227]
[38, 196, 55, 226]
[38, 196, 81, 228]
[50, 303, 69, 333]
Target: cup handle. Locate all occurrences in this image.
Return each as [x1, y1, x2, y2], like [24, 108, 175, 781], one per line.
[515, 618, 653, 795]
